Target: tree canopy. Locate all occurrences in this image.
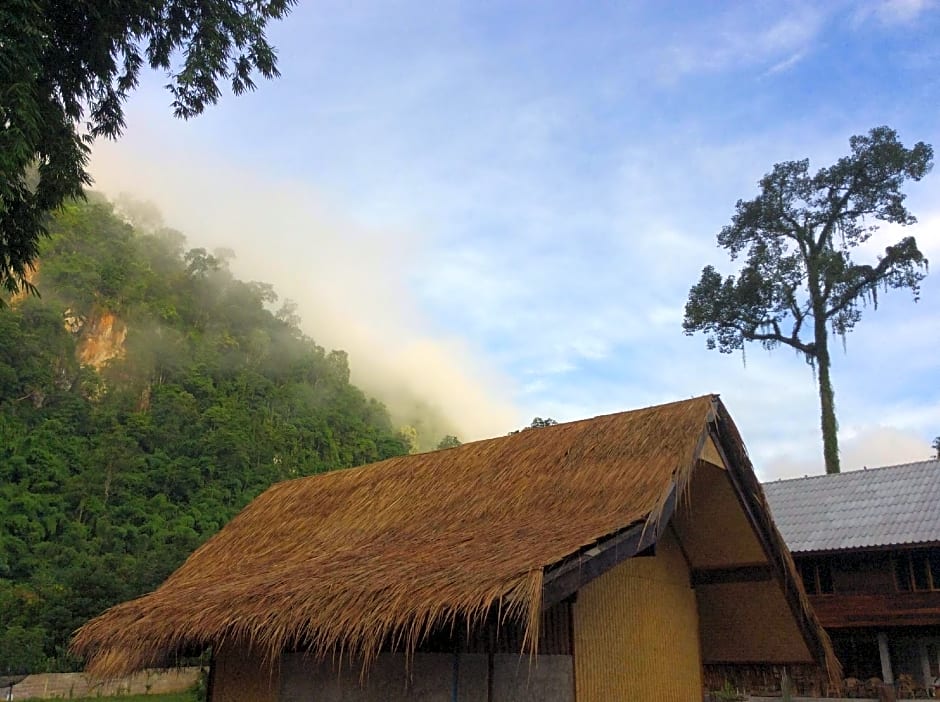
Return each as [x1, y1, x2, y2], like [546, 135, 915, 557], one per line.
[684, 126, 933, 474]
[435, 435, 462, 450]
[0, 0, 295, 298]
[0, 195, 423, 675]
[509, 417, 559, 435]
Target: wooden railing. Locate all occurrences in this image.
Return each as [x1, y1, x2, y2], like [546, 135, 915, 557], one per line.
[808, 590, 940, 627]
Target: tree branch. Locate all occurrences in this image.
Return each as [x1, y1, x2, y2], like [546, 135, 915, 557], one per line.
[818, 179, 856, 250]
[786, 293, 808, 340]
[744, 329, 814, 355]
[737, 317, 814, 355]
[780, 211, 807, 244]
[825, 258, 892, 320]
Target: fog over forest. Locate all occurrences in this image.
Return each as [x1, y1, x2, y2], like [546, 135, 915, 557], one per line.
[91, 139, 523, 443]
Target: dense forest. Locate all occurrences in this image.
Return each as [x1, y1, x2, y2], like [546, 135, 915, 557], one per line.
[0, 195, 427, 674]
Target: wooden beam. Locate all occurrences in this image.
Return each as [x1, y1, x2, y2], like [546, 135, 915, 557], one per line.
[541, 484, 678, 609]
[691, 564, 774, 586]
[807, 591, 940, 628]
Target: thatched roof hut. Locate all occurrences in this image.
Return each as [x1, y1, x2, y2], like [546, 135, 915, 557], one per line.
[73, 395, 840, 700]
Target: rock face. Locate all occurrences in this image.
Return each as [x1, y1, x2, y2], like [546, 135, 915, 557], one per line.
[9, 263, 40, 305]
[63, 308, 85, 333]
[76, 310, 127, 369]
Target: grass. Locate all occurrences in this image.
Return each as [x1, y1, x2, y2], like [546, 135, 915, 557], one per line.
[20, 696, 192, 702]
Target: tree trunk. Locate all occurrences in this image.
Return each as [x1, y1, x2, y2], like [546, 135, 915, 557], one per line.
[808, 251, 841, 475]
[815, 338, 841, 474]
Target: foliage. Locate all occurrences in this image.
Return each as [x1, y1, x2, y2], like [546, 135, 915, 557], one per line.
[684, 126, 933, 474]
[188, 667, 209, 702]
[20, 695, 193, 702]
[0, 0, 295, 299]
[0, 196, 412, 674]
[933, 436, 940, 460]
[780, 669, 794, 702]
[435, 435, 461, 450]
[710, 680, 746, 701]
[509, 417, 559, 434]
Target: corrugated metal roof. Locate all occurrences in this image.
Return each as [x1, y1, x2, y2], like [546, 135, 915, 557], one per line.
[762, 459, 940, 553]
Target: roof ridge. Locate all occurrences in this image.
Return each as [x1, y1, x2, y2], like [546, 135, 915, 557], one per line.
[766, 458, 939, 485]
[531, 394, 718, 430]
[423, 394, 719, 451]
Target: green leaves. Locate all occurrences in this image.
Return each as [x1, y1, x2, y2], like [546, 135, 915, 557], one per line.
[685, 126, 932, 358]
[0, 0, 297, 300]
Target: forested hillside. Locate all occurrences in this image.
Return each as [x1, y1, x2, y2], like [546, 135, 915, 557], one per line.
[0, 195, 415, 674]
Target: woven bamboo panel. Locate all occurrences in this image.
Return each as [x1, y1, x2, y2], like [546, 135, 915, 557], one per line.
[573, 529, 702, 701]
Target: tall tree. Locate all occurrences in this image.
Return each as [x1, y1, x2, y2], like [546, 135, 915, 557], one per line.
[0, 0, 296, 300]
[932, 437, 940, 461]
[683, 127, 933, 474]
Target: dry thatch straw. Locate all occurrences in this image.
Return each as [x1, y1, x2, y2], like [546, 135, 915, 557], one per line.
[71, 394, 838, 684]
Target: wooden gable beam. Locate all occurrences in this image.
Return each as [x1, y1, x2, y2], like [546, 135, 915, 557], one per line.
[541, 421, 712, 610]
[541, 483, 677, 609]
[691, 564, 774, 586]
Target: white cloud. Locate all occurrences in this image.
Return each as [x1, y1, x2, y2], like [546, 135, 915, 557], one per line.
[853, 0, 936, 25]
[764, 50, 808, 76]
[767, 426, 935, 480]
[657, 6, 826, 82]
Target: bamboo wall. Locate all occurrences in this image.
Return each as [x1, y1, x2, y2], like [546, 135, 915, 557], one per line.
[672, 461, 768, 570]
[210, 642, 279, 702]
[697, 580, 814, 663]
[572, 528, 702, 701]
[673, 459, 813, 667]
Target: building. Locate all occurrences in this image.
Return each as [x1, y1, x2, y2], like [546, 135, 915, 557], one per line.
[73, 395, 838, 701]
[764, 459, 940, 695]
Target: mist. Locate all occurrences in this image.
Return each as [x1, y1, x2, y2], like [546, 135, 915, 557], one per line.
[89, 137, 523, 443]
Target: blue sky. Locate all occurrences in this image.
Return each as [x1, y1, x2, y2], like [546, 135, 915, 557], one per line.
[90, 0, 940, 479]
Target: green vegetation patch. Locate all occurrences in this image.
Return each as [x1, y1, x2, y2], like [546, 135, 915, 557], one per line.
[1, 196, 417, 674]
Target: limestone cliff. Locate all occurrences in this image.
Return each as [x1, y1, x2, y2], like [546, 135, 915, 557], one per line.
[75, 310, 127, 369]
[9, 262, 40, 305]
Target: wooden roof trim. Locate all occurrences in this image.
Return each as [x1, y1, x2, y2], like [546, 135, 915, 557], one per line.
[541, 484, 677, 609]
[789, 541, 940, 558]
[542, 423, 711, 608]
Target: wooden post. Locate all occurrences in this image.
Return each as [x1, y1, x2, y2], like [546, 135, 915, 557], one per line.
[920, 641, 932, 689]
[878, 632, 894, 685]
[879, 683, 898, 702]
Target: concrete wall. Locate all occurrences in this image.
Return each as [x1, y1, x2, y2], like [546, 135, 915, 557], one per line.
[492, 655, 573, 702]
[8, 667, 199, 700]
[573, 528, 703, 702]
[278, 652, 573, 702]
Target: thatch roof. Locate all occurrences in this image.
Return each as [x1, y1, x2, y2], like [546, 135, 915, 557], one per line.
[72, 395, 837, 682]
